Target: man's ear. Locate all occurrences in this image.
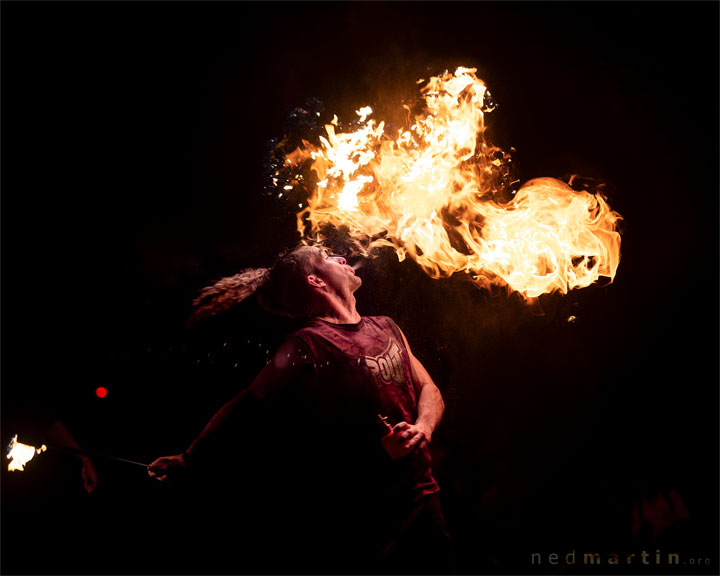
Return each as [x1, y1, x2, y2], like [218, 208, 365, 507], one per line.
[307, 275, 325, 288]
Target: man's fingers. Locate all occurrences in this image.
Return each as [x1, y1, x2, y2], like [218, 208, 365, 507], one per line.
[148, 461, 168, 473]
[393, 430, 415, 444]
[381, 423, 429, 460]
[402, 430, 418, 442]
[391, 422, 412, 441]
[147, 456, 186, 482]
[148, 470, 168, 482]
[391, 424, 424, 443]
[147, 467, 165, 479]
[405, 432, 424, 448]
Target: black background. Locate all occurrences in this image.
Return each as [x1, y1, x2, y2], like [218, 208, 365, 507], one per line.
[1, 1, 718, 575]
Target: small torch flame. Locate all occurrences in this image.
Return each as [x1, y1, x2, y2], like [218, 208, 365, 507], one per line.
[289, 66, 623, 298]
[7, 434, 47, 471]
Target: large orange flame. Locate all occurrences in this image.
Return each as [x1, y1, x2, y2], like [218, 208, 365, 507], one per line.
[289, 66, 622, 298]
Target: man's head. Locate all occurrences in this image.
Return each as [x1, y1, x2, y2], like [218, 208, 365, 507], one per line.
[258, 244, 361, 318]
[306, 245, 362, 298]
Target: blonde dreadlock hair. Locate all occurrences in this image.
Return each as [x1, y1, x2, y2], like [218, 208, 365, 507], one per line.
[189, 245, 320, 325]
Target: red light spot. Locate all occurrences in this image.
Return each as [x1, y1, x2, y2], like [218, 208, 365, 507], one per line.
[95, 386, 108, 399]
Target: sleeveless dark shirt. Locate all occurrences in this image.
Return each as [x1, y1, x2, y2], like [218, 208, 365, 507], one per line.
[288, 316, 439, 509]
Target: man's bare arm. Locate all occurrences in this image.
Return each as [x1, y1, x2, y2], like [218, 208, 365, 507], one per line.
[410, 351, 445, 442]
[147, 338, 313, 480]
[382, 328, 444, 460]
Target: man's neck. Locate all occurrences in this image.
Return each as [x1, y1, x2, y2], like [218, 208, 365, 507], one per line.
[315, 295, 361, 325]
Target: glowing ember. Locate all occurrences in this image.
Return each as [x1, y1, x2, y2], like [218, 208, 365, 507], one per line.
[286, 66, 622, 298]
[7, 435, 47, 472]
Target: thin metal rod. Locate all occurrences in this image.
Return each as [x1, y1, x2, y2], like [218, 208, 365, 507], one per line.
[47, 444, 148, 467]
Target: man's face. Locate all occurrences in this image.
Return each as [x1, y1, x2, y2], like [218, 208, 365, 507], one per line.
[311, 247, 362, 294]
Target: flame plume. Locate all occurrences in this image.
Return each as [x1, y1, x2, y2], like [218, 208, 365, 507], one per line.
[286, 67, 622, 298]
[7, 435, 47, 472]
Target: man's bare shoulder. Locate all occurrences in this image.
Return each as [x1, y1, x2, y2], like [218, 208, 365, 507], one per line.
[272, 338, 315, 371]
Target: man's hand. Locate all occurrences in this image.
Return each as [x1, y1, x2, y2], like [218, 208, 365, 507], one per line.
[381, 421, 430, 461]
[147, 453, 188, 482]
[79, 456, 98, 494]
